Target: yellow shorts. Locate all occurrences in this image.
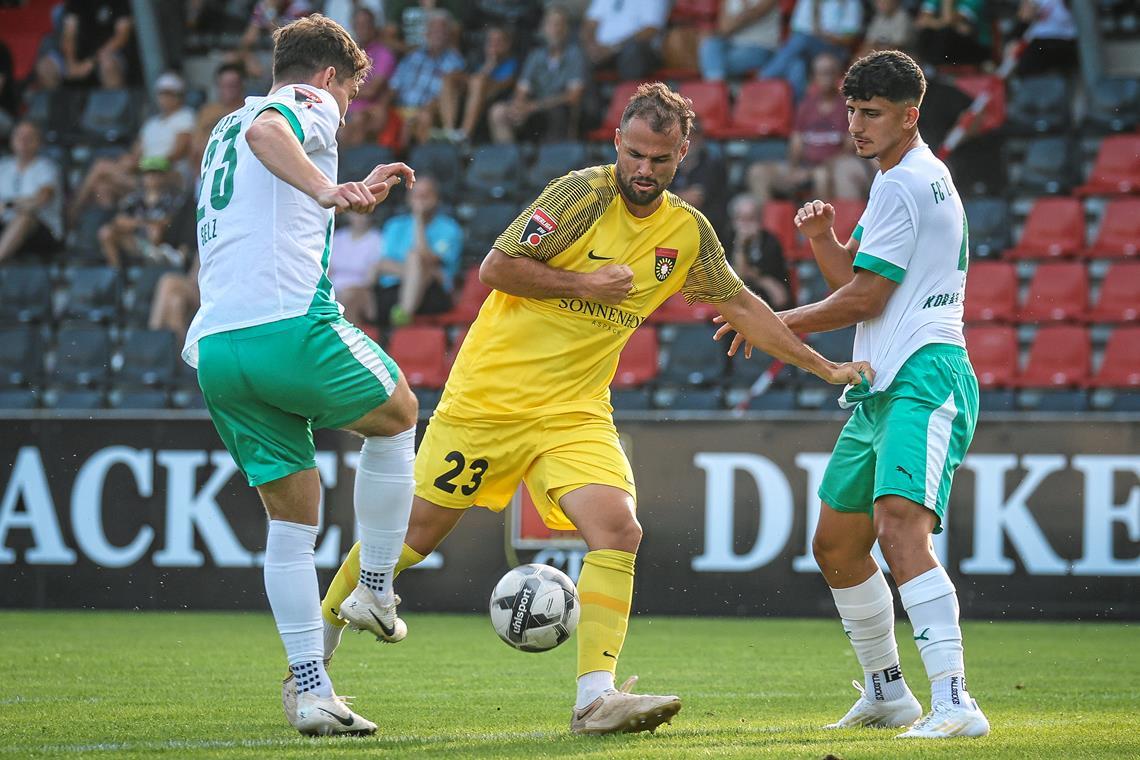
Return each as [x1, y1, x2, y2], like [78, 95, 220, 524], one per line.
[413, 410, 636, 531]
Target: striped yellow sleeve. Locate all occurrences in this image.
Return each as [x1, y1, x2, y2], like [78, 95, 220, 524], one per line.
[675, 198, 745, 304]
[494, 166, 616, 262]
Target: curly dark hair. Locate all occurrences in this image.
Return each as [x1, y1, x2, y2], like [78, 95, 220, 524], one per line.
[619, 82, 696, 141]
[842, 50, 926, 105]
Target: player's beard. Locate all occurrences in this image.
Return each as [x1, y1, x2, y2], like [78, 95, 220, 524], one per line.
[616, 166, 671, 206]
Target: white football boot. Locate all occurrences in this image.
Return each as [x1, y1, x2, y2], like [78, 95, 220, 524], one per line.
[896, 696, 990, 738]
[282, 658, 333, 726]
[338, 585, 407, 643]
[290, 691, 377, 736]
[570, 676, 681, 735]
[824, 680, 923, 729]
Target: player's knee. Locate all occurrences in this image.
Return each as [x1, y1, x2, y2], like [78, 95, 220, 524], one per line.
[612, 514, 642, 553]
[812, 530, 844, 568]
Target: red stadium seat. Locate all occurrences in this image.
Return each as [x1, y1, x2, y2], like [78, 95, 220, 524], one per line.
[1084, 198, 1140, 259]
[669, 0, 719, 26]
[0, 3, 54, 80]
[964, 261, 1017, 323]
[1016, 325, 1090, 388]
[587, 81, 641, 141]
[438, 267, 492, 325]
[1085, 263, 1140, 323]
[762, 200, 797, 257]
[1017, 262, 1089, 323]
[1075, 135, 1140, 196]
[679, 81, 732, 134]
[613, 327, 659, 387]
[710, 79, 795, 139]
[953, 74, 1007, 133]
[965, 326, 1018, 388]
[388, 326, 448, 388]
[1004, 197, 1085, 259]
[793, 200, 864, 261]
[1089, 327, 1140, 388]
[647, 292, 718, 323]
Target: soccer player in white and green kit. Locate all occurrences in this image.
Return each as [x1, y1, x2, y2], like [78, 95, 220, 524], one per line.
[719, 50, 989, 738]
[182, 15, 419, 736]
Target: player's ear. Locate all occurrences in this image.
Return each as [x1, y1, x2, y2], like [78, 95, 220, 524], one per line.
[613, 127, 621, 153]
[321, 66, 337, 89]
[678, 139, 690, 163]
[905, 104, 920, 130]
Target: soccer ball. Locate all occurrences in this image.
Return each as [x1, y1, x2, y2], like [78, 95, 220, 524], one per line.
[489, 563, 580, 652]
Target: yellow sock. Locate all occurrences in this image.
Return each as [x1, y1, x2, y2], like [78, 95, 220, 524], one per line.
[575, 549, 636, 678]
[320, 542, 427, 627]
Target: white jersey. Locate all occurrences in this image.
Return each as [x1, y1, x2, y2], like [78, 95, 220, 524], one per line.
[849, 144, 968, 395]
[182, 84, 343, 367]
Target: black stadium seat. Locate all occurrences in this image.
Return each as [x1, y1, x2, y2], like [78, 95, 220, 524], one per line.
[337, 143, 396, 184]
[408, 141, 463, 202]
[1086, 77, 1140, 134]
[125, 265, 179, 326]
[110, 389, 170, 409]
[52, 326, 111, 388]
[0, 265, 52, 324]
[465, 144, 524, 201]
[57, 266, 121, 324]
[463, 201, 520, 261]
[0, 389, 41, 409]
[49, 390, 106, 409]
[526, 142, 588, 193]
[659, 324, 727, 386]
[962, 197, 1010, 258]
[0, 326, 42, 387]
[117, 329, 177, 388]
[1006, 75, 1071, 135]
[79, 88, 139, 144]
[1013, 137, 1078, 195]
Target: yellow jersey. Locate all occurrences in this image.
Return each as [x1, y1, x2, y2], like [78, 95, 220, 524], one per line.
[436, 164, 744, 419]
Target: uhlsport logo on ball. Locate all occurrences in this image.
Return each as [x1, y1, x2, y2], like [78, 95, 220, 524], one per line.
[489, 564, 580, 652]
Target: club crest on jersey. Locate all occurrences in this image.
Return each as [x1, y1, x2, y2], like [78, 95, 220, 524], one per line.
[654, 247, 678, 281]
[294, 87, 322, 108]
[520, 207, 557, 247]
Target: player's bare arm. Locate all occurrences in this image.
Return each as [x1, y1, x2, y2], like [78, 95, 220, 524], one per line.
[796, 199, 859, 292]
[480, 248, 634, 305]
[715, 288, 873, 386]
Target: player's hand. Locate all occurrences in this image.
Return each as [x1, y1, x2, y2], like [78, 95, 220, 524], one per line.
[317, 181, 381, 213]
[362, 161, 416, 191]
[822, 360, 875, 386]
[794, 200, 836, 241]
[712, 314, 754, 359]
[584, 264, 635, 305]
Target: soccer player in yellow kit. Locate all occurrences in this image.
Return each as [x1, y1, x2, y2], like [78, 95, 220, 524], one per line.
[319, 82, 873, 734]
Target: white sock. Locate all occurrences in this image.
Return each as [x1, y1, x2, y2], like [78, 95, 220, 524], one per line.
[899, 566, 966, 704]
[830, 569, 911, 703]
[265, 520, 332, 698]
[576, 670, 615, 710]
[323, 618, 344, 662]
[355, 428, 415, 600]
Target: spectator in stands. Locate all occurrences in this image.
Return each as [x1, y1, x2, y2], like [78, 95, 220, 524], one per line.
[149, 254, 200, 345]
[0, 121, 63, 263]
[749, 52, 871, 203]
[915, 0, 991, 66]
[193, 63, 248, 150]
[388, 10, 465, 147]
[1012, 0, 1077, 76]
[349, 6, 397, 115]
[61, 0, 136, 85]
[488, 4, 587, 144]
[727, 193, 791, 310]
[237, 0, 313, 84]
[856, 0, 916, 57]
[670, 120, 729, 237]
[760, 0, 863, 100]
[374, 176, 463, 326]
[330, 211, 385, 325]
[438, 25, 519, 142]
[322, 0, 383, 33]
[581, 0, 669, 81]
[698, 0, 782, 82]
[97, 157, 183, 268]
[384, 0, 469, 53]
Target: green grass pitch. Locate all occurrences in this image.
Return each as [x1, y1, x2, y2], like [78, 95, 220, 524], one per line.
[2, 611, 1137, 758]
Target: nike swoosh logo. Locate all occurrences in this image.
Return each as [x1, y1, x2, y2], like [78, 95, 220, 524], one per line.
[587, 250, 612, 261]
[603, 650, 617, 659]
[318, 707, 355, 727]
[369, 609, 396, 638]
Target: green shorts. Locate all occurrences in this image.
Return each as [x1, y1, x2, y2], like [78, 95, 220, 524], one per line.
[197, 315, 400, 487]
[818, 343, 979, 533]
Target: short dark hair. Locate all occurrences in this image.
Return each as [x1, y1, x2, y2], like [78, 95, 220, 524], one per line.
[842, 50, 926, 105]
[272, 13, 371, 86]
[215, 62, 246, 80]
[619, 82, 695, 141]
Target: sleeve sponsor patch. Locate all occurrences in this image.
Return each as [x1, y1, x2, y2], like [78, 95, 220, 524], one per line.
[519, 207, 558, 246]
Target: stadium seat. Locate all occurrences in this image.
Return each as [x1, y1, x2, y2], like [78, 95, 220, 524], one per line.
[0, 389, 40, 409]
[1017, 262, 1089, 323]
[807, 326, 855, 364]
[588, 81, 641, 140]
[52, 327, 112, 388]
[962, 196, 1010, 258]
[646, 291, 718, 323]
[668, 0, 719, 26]
[655, 387, 722, 410]
[952, 74, 1006, 133]
[613, 327, 659, 388]
[438, 267, 492, 325]
[0, 326, 42, 388]
[1085, 77, 1140, 134]
[117, 329, 177, 389]
[679, 81, 732, 135]
[1004, 197, 1085, 259]
[125, 265, 179, 326]
[726, 349, 779, 389]
[762, 200, 796, 256]
[337, 144, 395, 184]
[1075, 135, 1140, 196]
[964, 261, 1017, 322]
[1013, 136, 1078, 195]
[1005, 75, 1071, 134]
[446, 326, 468, 370]
[1016, 325, 1090, 388]
[659, 324, 726, 385]
[711, 79, 794, 139]
[465, 144, 524, 201]
[57, 266, 121, 324]
[387, 326, 448, 388]
[743, 388, 796, 411]
[609, 388, 653, 410]
[407, 141, 463, 202]
[1088, 327, 1140, 388]
[79, 88, 139, 144]
[526, 142, 588, 193]
[965, 326, 1018, 388]
[1086, 263, 1140, 323]
[1084, 198, 1140, 259]
[463, 202, 519, 262]
[0, 265, 52, 324]
[110, 389, 170, 409]
[49, 390, 106, 410]
[1018, 389, 1088, 412]
[978, 389, 1016, 411]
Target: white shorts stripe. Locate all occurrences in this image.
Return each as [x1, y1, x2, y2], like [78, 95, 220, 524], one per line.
[330, 321, 397, 395]
[923, 391, 958, 509]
